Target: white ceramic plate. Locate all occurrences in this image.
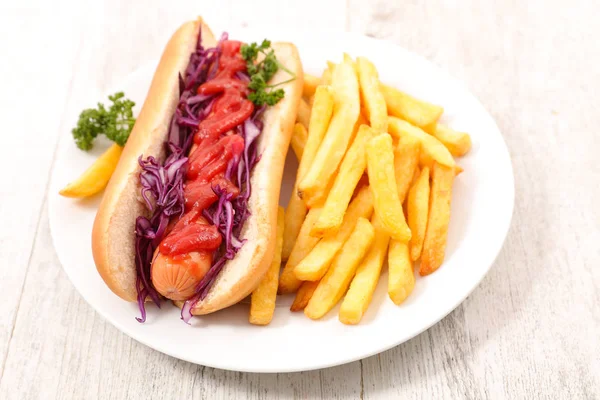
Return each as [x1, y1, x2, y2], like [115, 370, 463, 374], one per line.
[49, 28, 514, 373]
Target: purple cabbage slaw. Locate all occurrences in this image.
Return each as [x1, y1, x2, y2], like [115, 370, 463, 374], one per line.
[134, 30, 264, 323]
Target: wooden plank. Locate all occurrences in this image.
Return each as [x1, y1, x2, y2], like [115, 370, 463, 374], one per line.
[0, 10, 84, 376]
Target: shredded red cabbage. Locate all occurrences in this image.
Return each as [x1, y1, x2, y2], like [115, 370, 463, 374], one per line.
[134, 29, 264, 323]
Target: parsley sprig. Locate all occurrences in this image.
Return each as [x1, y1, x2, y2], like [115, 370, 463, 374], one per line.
[72, 92, 136, 151]
[240, 40, 296, 106]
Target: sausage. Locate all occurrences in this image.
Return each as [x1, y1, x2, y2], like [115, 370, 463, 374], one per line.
[151, 248, 212, 301]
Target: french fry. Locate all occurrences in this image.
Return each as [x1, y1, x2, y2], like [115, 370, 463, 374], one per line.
[421, 163, 454, 275]
[296, 98, 311, 129]
[381, 84, 443, 133]
[339, 214, 390, 324]
[366, 134, 411, 241]
[311, 125, 374, 237]
[293, 186, 373, 281]
[290, 280, 320, 312]
[249, 207, 285, 325]
[327, 61, 336, 74]
[388, 239, 414, 305]
[393, 135, 421, 203]
[408, 166, 430, 261]
[282, 86, 335, 261]
[298, 60, 360, 205]
[303, 74, 321, 98]
[305, 218, 375, 319]
[388, 117, 455, 169]
[279, 208, 322, 294]
[59, 143, 123, 198]
[356, 57, 388, 132]
[321, 61, 336, 85]
[282, 195, 307, 262]
[302, 86, 336, 178]
[433, 123, 472, 157]
[290, 122, 307, 161]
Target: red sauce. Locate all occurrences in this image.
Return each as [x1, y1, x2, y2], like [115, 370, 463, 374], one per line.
[158, 40, 252, 257]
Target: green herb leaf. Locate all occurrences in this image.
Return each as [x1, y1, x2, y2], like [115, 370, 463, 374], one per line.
[240, 39, 295, 107]
[72, 92, 136, 151]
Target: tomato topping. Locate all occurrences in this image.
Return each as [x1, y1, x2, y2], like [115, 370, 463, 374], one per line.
[156, 39, 251, 266]
[159, 223, 222, 256]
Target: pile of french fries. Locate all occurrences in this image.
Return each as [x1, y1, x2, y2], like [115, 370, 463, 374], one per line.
[249, 54, 471, 325]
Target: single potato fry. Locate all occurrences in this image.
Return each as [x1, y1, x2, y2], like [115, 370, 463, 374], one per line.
[282, 86, 335, 260]
[421, 163, 454, 275]
[408, 166, 430, 261]
[302, 103, 366, 209]
[303, 74, 321, 98]
[59, 143, 123, 198]
[290, 122, 307, 161]
[298, 61, 360, 204]
[393, 135, 421, 203]
[321, 61, 336, 86]
[249, 207, 285, 325]
[290, 280, 320, 312]
[366, 134, 411, 241]
[356, 57, 388, 132]
[381, 84, 443, 133]
[296, 98, 311, 128]
[302, 106, 363, 208]
[311, 125, 374, 237]
[282, 194, 307, 262]
[279, 208, 322, 294]
[339, 214, 390, 324]
[293, 186, 373, 281]
[302, 86, 335, 178]
[433, 123, 472, 157]
[388, 239, 415, 305]
[388, 117, 455, 169]
[305, 218, 375, 319]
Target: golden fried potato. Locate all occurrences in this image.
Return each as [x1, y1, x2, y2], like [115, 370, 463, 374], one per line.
[290, 280, 320, 312]
[381, 84, 443, 133]
[388, 239, 414, 305]
[421, 163, 454, 275]
[305, 218, 375, 319]
[303, 74, 321, 98]
[433, 123, 472, 157]
[282, 86, 334, 261]
[388, 117, 455, 169]
[393, 135, 421, 203]
[311, 125, 374, 237]
[296, 98, 311, 129]
[249, 207, 285, 325]
[408, 166, 430, 261]
[298, 60, 360, 205]
[59, 143, 123, 198]
[290, 122, 307, 161]
[293, 186, 373, 281]
[339, 214, 390, 324]
[356, 57, 388, 133]
[366, 134, 411, 241]
[279, 208, 322, 294]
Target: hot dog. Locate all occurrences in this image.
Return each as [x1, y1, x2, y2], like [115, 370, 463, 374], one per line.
[91, 17, 303, 322]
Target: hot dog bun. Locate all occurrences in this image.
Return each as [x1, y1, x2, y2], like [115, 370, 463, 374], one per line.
[92, 18, 303, 314]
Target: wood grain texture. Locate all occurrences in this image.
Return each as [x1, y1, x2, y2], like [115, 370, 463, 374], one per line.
[1, 0, 599, 399]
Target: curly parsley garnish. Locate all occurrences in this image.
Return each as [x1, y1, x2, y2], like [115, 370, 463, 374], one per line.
[241, 40, 296, 106]
[72, 92, 136, 151]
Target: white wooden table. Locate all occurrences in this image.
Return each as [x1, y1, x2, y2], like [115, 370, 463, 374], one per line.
[1, 1, 599, 398]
